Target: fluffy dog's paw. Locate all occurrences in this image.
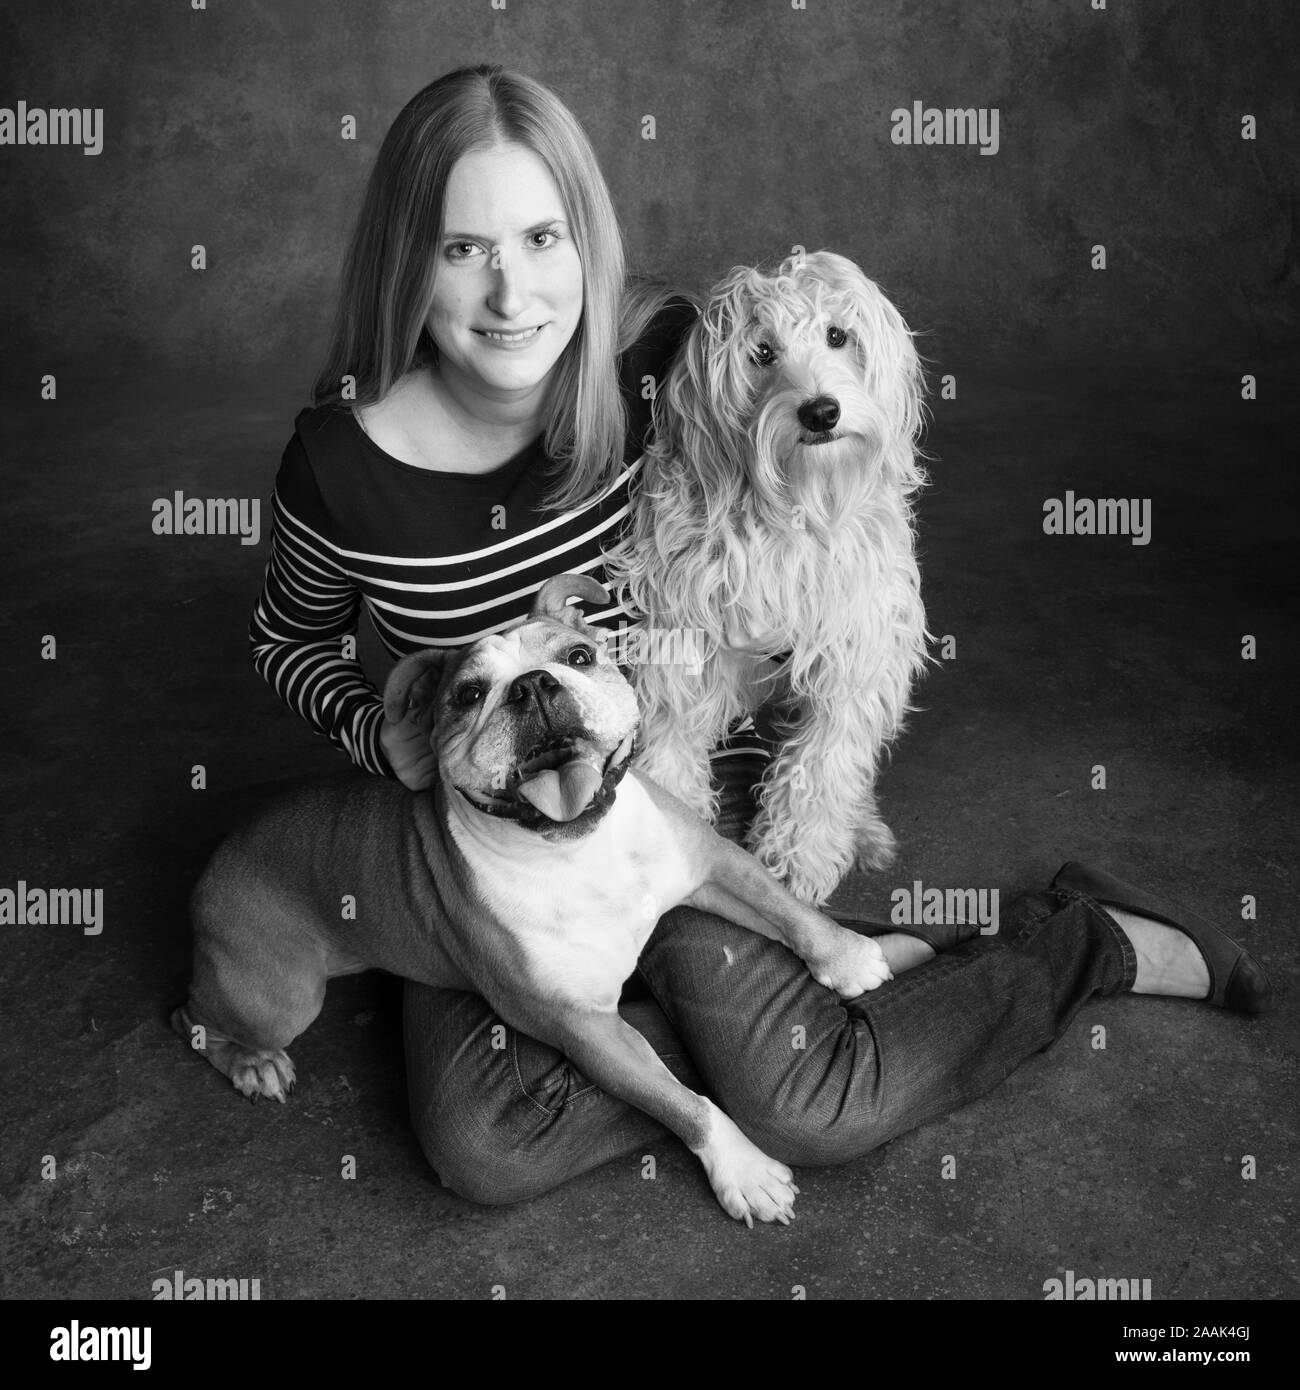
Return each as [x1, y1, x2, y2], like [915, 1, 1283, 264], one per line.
[807, 929, 893, 999]
[227, 1048, 297, 1104]
[852, 818, 898, 872]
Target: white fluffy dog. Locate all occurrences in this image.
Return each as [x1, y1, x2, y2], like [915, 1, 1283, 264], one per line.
[605, 249, 929, 907]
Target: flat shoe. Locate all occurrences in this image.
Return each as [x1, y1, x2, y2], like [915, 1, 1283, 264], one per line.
[1050, 861, 1273, 1016]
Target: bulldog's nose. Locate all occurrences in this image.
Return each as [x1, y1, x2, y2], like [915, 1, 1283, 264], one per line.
[508, 669, 561, 706]
[797, 395, 840, 432]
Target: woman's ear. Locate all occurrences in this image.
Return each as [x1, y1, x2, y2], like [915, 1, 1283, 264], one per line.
[382, 648, 450, 725]
[650, 291, 749, 518]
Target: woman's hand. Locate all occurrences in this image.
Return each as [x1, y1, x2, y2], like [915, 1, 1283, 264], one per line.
[380, 706, 439, 792]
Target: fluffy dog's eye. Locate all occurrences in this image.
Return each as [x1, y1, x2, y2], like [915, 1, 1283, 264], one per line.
[750, 341, 777, 367]
[455, 683, 485, 707]
[826, 326, 848, 349]
[566, 646, 595, 667]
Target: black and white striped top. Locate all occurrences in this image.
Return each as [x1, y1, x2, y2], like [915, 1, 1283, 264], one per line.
[249, 301, 768, 777]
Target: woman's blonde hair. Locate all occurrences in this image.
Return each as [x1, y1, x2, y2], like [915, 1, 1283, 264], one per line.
[314, 64, 674, 511]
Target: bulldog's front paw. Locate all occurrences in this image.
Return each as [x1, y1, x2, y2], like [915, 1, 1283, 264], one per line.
[696, 1109, 799, 1228]
[806, 929, 892, 999]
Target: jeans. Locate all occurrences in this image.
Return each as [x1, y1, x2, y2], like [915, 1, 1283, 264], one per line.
[402, 758, 1137, 1205]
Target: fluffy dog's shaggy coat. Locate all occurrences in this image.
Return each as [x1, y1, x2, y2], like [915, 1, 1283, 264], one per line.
[606, 250, 929, 905]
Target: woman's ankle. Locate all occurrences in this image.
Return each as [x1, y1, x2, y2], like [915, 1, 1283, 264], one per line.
[1110, 908, 1210, 998]
[874, 933, 937, 975]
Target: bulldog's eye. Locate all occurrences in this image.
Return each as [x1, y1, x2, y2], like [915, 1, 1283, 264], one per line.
[750, 341, 777, 367]
[454, 682, 485, 707]
[826, 325, 848, 349]
[566, 645, 595, 668]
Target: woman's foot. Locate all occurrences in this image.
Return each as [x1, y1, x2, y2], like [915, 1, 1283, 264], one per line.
[1050, 861, 1272, 1014]
[827, 911, 979, 972]
[1109, 908, 1210, 999]
[878, 909, 1212, 996]
[873, 933, 937, 975]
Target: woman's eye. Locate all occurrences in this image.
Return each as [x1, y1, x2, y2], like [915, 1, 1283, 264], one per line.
[528, 229, 558, 249]
[445, 242, 480, 261]
[750, 341, 776, 366]
[827, 326, 848, 348]
[567, 646, 594, 667]
[455, 683, 484, 706]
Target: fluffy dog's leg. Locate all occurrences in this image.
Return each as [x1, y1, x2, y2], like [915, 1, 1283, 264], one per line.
[633, 709, 718, 821]
[630, 657, 728, 823]
[746, 652, 905, 903]
[849, 791, 899, 875]
[849, 591, 927, 875]
[754, 543, 925, 899]
[747, 711, 884, 906]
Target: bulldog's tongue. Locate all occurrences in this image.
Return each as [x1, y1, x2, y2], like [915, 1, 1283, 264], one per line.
[516, 757, 604, 822]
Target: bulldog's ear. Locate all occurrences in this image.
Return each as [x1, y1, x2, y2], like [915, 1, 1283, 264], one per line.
[382, 649, 450, 725]
[531, 573, 610, 630]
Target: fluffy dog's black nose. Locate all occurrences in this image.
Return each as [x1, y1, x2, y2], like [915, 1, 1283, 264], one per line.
[509, 669, 561, 705]
[797, 395, 840, 432]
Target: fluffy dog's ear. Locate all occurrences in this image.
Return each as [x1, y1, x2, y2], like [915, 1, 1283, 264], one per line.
[530, 573, 610, 630]
[840, 267, 927, 485]
[647, 267, 757, 516]
[383, 649, 450, 725]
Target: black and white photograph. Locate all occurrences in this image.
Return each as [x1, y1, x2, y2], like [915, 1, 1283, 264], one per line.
[2, 0, 1296, 1334]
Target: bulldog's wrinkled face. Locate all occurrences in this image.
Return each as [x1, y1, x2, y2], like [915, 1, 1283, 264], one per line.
[431, 617, 639, 839]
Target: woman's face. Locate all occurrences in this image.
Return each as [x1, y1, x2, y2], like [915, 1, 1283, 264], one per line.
[428, 142, 584, 405]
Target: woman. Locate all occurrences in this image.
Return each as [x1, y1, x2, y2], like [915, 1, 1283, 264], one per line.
[250, 65, 1271, 1221]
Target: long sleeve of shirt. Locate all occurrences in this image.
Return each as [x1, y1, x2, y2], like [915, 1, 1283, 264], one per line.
[249, 449, 391, 775]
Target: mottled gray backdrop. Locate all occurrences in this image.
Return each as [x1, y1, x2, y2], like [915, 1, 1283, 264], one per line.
[3, 0, 1296, 385]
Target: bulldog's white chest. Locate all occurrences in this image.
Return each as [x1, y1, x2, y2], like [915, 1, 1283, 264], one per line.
[448, 776, 699, 1004]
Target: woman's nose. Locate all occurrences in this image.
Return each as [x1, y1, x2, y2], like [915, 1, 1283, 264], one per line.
[487, 248, 527, 321]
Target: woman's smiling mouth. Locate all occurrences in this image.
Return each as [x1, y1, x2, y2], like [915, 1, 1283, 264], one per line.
[476, 325, 545, 347]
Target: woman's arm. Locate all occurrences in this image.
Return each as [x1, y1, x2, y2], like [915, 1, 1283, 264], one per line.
[248, 444, 392, 778]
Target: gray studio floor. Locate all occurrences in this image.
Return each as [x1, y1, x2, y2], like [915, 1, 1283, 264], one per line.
[3, 355, 1295, 1300]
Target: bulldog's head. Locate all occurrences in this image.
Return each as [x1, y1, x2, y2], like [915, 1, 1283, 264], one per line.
[382, 575, 638, 840]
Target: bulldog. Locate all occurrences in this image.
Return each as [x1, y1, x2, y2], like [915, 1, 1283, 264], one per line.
[172, 574, 891, 1226]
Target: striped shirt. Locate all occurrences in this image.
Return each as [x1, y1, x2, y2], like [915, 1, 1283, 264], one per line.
[249, 300, 769, 777]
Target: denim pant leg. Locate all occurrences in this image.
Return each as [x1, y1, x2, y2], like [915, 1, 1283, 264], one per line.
[637, 884, 1137, 1168]
[403, 981, 702, 1204]
[405, 750, 1137, 1199]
